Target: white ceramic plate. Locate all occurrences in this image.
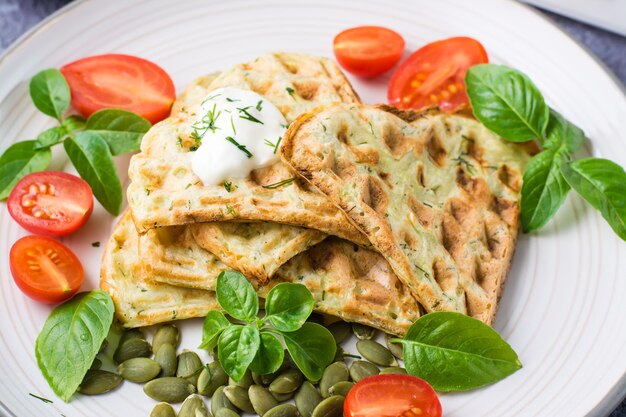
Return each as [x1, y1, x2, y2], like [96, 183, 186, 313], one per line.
[0, 0, 625, 416]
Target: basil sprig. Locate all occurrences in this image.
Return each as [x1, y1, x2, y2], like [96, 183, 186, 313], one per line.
[466, 64, 626, 240]
[0, 68, 151, 215]
[200, 271, 336, 382]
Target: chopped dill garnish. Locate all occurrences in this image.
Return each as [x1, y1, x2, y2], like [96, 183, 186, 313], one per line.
[256, 100, 263, 111]
[225, 204, 237, 216]
[230, 115, 237, 135]
[451, 155, 476, 175]
[263, 136, 283, 154]
[262, 177, 296, 189]
[422, 201, 433, 208]
[237, 106, 263, 124]
[226, 97, 240, 102]
[225, 136, 253, 158]
[224, 181, 232, 192]
[189, 145, 199, 152]
[321, 123, 327, 132]
[191, 102, 222, 144]
[91, 241, 100, 248]
[286, 87, 295, 98]
[281, 123, 290, 129]
[368, 121, 375, 135]
[145, 188, 151, 196]
[201, 93, 221, 105]
[29, 393, 53, 404]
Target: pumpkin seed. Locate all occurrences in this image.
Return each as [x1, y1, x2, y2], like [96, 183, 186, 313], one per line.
[249, 385, 279, 416]
[311, 395, 344, 417]
[229, 369, 253, 388]
[114, 337, 152, 364]
[252, 371, 264, 386]
[144, 377, 196, 403]
[327, 381, 353, 397]
[179, 393, 210, 417]
[99, 339, 109, 354]
[119, 328, 144, 345]
[349, 360, 379, 382]
[294, 381, 322, 417]
[90, 357, 102, 370]
[177, 350, 203, 386]
[269, 369, 304, 394]
[307, 312, 325, 324]
[270, 391, 293, 402]
[215, 409, 239, 417]
[211, 386, 237, 415]
[153, 324, 180, 352]
[198, 361, 228, 397]
[78, 370, 122, 395]
[319, 362, 349, 398]
[351, 323, 375, 340]
[155, 343, 177, 377]
[223, 385, 254, 413]
[356, 339, 397, 366]
[379, 366, 407, 375]
[119, 357, 161, 383]
[385, 333, 404, 360]
[327, 321, 350, 344]
[264, 404, 299, 417]
[150, 402, 176, 417]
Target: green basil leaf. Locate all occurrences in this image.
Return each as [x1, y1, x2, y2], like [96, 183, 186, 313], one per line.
[265, 283, 315, 332]
[62, 115, 87, 133]
[249, 332, 284, 375]
[543, 109, 584, 153]
[521, 148, 571, 232]
[35, 126, 66, 149]
[199, 310, 232, 350]
[466, 64, 549, 142]
[216, 270, 259, 323]
[85, 109, 151, 155]
[29, 69, 70, 120]
[561, 158, 626, 241]
[0, 140, 51, 200]
[63, 131, 122, 215]
[35, 290, 114, 402]
[218, 324, 260, 382]
[282, 323, 336, 381]
[397, 312, 522, 391]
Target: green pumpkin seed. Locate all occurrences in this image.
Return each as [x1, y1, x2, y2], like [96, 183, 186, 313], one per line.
[270, 391, 293, 402]
[264, 404, 299, 417]
[327, 381, 353, 397]
[311, 395, 344, 417]
[211, 386, 237, 415]
[177, 350, 203, 386]
[252, 372, 264, 386]
[144, 377, 196, 403]
[327, 321, 351, 344]
[114, 337, 152, 364]
[179, 394, 210, 417]
[385, 333, 404, 360]
[90, 357, 102, 370]
[294, 381, 322, 417]
[155, 343, 177, 377]
[356, 339, 397, 366]
[349, 360, 379, 382]
[229, 369, 253, 388]
[99, 339, 109, 354]
[119, 357, 161, 383]
[150, 402, 176, 417]
[379, 366, 407, 375]
[307, 312, 325, 324]
[198, 361, 228, 397]
[78, 370, 122, 395]
[153, 324, 180, 352]
[249, 385, 279, 416]
[352, 323, 375, 340]
[319, 362, 349, 398]
[269, 369, 303, 394]
[215, 409, 239, 417]
[223, 385, 254, 413]
[119, 328, 144, 345]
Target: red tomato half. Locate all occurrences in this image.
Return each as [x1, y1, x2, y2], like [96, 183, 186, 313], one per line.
[10, 235, 84, 303]
[344, 374, 442, 417]
[388, 37, 488, 112]
[8, 171, 93, 237]
[61, 54, 175, 124]
[334, 26, 405, 78]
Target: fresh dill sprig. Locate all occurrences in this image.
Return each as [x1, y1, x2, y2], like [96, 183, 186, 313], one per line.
[263, 136, 283, 154]
[262, 177, 296, 189]
[237, 106, 264, 124]
[230, 115, 237, 135]
[256, 100, 263, 111]
[201, 93, 221, 105]
[225, 136, 253, 158]
[192, 102, 222, 145]
[226, 97, 240, 102]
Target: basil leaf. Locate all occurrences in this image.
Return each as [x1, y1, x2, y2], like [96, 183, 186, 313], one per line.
[29, 69, 70, 120]
[466, 64, 549, 142]
[0, 140, 51, 200]
[63, 131, 122, 215]
[561, 158, 626, 241]
[397, 312, 522, 391]
[218, 324, 260, 382]
[35, 290, 114, 402]
[282, 323, 336, 381]
[521, 148, 571, 232]
[35, 126, 66, 149]
[62, 115, 86, 133]
[265, 283, 315, 332]
[199, 310, 231, 350]
[249, 332, 284, 375]
[85, 109, 151, 156]
[543, 109, 584, 153]
[216, 270, 259, 323]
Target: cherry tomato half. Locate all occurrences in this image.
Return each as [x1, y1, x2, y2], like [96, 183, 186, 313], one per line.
[10, 235, 84, 304]
[334, 26, 405, 78]
[344, 374, 442, 417]
[61, 54, 176, 124]
[388, 36, 488, 112]
[8, 171, 93, 237]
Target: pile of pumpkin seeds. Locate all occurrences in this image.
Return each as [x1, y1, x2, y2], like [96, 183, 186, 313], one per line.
[77, 316, 406, 417]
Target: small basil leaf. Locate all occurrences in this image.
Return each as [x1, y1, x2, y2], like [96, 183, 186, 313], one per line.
[29, 69, 70, 120]
[62, 115, 87, 133]
[249, 332, 284, 375]
[397, 312, 522, 392]
[0, 140, 51, 200]
[466, 64, 549, 142]
[282, 323, 336, 381]
[35, 290, 115, 402]
[216, 270, 259, 323]
[35, 126, 66, 149]
[543, 109, 584, 153]
[199, 310, 231, 350]
[218, 324, 260, 382]
[521, 148, 571, 232]
[85, 109, 151, 155]
[63, 131, 122, 215]
[265, 283, 315, 332]
[561, 158, 626, 241]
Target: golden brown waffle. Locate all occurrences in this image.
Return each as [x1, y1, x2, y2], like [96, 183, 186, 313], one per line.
[282, 104, 531, 324]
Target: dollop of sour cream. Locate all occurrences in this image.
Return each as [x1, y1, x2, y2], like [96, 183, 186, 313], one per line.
[190, 87, 287, 185]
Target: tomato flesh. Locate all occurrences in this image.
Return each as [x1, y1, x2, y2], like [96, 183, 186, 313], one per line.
[8, 171, 93, 237]
[344, 374, 442, 417]
[61, 54, 175, 124]
[388, 36, 488, 112]
[334, 26, 405, 77]
[10, 235, 84, 304]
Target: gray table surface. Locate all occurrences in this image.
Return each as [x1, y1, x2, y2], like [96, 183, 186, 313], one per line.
[0, 0, 624, 416]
